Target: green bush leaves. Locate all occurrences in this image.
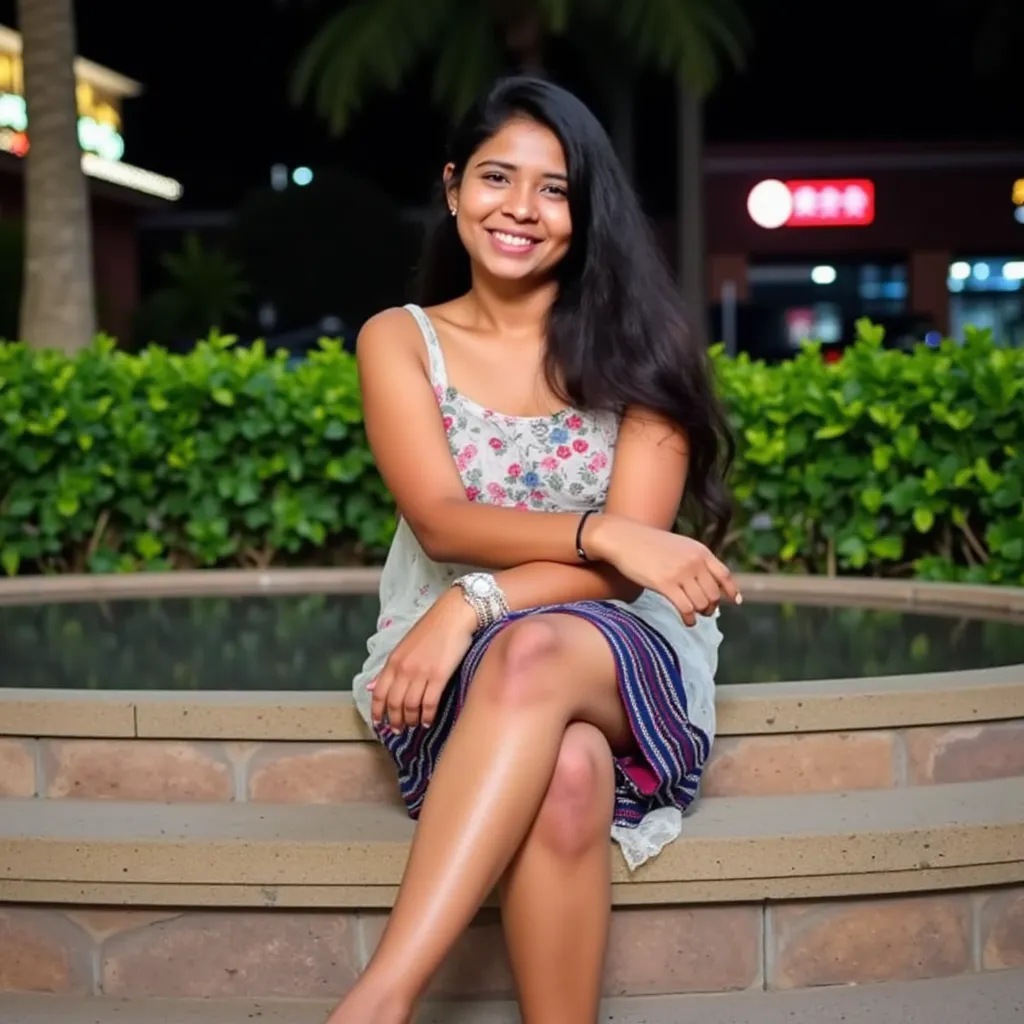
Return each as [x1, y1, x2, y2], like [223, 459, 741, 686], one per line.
[0, 335, 394, 575]
[1, 321, 1021, 584]
[713, 320, 1024, 584]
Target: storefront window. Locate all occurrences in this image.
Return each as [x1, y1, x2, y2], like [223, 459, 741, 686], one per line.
[741, 261, 911, 359]
[947, 259, 1024, 346]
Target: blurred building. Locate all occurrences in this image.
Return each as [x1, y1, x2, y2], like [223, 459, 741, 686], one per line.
[0, 24, 182, 341]
[699, 141, 1024, 358]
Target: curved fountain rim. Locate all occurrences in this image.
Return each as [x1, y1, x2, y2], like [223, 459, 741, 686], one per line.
[1, 570, 1021, 739]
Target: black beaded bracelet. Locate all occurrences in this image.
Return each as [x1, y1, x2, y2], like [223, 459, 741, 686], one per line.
[575, 509, 597, 561]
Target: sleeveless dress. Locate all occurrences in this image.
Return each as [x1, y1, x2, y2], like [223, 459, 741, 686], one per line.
[351, 304, 724, 870]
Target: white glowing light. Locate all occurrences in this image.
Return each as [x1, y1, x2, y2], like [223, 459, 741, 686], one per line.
[811, 265, 837, 285]
[949, 261, 971, 280]
[1003, 261, 1024, 280]
[747, 179, 793, 229]
[81, 154, 183, 200]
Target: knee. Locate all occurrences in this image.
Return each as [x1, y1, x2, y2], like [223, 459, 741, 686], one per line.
[477, 618, 563, 708]
[534, 725, 614, 858]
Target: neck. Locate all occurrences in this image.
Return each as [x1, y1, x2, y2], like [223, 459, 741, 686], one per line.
[464, 266, 558, 337]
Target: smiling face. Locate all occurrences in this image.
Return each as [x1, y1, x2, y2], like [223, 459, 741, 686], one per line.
[446, 116, 572, 285]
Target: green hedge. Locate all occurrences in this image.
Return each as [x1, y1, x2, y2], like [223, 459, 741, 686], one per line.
[1, 322, 1022, 583]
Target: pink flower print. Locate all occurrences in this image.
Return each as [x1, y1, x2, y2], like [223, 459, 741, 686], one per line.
[557, 445, 572, 460]
[442, 415, 454, 432]
[588, 452, 609, 472]
[487, 482, 507, 501]
[433, 385, 443, 404]
[508, 463, 522, 477]
[456, 443, 478, 472]
[378, 616, 394, 630]
[419, 584, 431, 597]
[465, 485, 481, 501]
[566, 414, 583, 429]
[488, 437, 503, 450]
[515, 501, 528, 510]
[541, 456, 559, 471]
[531, 490, 545, 501]
[572, 439, 589, 453]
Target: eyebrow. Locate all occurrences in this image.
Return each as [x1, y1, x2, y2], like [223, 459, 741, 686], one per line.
[475, 159, 568, 181]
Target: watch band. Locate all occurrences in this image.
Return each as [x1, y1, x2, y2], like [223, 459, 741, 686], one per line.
[453, 573, 510, 632]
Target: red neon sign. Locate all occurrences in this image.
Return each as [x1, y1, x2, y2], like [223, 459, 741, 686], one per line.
[747, 178, 875, 229]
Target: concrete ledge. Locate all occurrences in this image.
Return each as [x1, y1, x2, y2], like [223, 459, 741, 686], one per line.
[2, 568, 1023, 611]
[1, 779, 1021, 905]
[4, 968, 1023, 1023]
[2, 664, 1023, 741]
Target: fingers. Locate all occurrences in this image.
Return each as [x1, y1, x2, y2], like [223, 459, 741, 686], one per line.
[400, 677, 428, 730]
[371, 663, 441, 733]
[705, 553, 742, 604]
[692, 568, 722, 615]
[673, 587, 698, 627]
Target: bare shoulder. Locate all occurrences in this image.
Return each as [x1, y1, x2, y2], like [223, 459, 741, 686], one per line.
[356, 306, 421, 356]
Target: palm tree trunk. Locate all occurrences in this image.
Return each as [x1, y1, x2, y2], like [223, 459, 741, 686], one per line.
[17, 0, 96, 351]
[676, 79, 707, 341]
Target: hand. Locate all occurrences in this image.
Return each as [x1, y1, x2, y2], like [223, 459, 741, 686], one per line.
[369, 589, 477, 732]
[587, 515, 742, 627]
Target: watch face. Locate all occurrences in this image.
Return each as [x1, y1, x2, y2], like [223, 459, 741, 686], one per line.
[470, 577, 492, 597]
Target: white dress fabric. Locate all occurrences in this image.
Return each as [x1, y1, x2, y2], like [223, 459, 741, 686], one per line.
[351, 304, 723, 869]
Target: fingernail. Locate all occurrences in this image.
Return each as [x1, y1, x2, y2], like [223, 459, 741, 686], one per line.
[367, 681, 376, 690]
[736, 594, 744, 605]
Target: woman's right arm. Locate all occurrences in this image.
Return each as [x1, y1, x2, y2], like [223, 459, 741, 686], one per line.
[357, 308, 597, 569]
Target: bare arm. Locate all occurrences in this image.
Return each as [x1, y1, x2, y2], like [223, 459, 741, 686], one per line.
[485, 409, 691, 607]
[358, 308, 603, 569]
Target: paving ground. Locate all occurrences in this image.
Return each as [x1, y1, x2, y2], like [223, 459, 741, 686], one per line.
[4, 970, 1023, 1024]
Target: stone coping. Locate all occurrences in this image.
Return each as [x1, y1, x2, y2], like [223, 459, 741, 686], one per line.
[1, 778, 1021, 907]
[6, 970, 1024, 1023]
[1, 572, 1022, 740]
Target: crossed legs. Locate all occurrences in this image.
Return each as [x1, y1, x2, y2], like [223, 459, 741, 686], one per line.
[326, 613, 629, 1024]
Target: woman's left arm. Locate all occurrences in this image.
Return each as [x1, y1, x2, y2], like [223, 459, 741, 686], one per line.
[485, 405, 690, 609]
[371, 408, 694, 730]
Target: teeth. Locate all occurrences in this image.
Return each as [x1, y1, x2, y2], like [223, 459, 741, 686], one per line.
[493, 231, 534, 247]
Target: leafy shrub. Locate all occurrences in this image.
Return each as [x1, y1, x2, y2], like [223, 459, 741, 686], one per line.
[715, 320, 1024, 584]
[0, 335, 394, 575]
[0, 320, 1021, 584]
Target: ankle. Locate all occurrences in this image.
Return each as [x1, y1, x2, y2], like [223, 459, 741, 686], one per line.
[328, 976, 412, 1024]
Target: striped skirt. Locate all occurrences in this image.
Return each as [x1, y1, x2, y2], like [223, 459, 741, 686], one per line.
[373, 600, 711, 830]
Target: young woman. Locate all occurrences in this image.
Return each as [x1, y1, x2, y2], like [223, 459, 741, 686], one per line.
[329, 75, 739, 1024]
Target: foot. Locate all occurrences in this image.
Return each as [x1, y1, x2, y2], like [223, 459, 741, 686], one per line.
[323, 982, 412, 1024]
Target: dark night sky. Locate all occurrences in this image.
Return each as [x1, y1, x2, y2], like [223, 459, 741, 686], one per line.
[1, 1, 1019, 213]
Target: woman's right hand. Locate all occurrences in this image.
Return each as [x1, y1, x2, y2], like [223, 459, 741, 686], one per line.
[586, 515, 742, 626]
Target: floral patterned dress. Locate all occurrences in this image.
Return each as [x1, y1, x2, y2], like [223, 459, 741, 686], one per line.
[351, 304, 723, 869]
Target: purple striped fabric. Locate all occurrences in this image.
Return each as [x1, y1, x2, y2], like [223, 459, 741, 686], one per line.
[374, 600, 710, 830]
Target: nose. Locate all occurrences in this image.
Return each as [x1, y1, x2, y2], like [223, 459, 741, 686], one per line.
[502, 182, 539, 223]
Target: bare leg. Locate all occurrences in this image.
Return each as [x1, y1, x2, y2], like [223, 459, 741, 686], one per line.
[326, 614, 631, 1024]
[501, 721, 616, 1024]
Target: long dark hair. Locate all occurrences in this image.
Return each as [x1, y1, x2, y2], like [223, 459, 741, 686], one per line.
[415, 76, 733, 550]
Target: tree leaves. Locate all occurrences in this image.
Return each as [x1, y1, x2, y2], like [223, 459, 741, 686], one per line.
[291, 0, 752, 129]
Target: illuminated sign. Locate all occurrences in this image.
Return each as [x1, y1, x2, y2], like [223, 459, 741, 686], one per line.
[747, 178, 876, 229]
[0, 91, 124, 161]
[1013, 179, 1024, 206]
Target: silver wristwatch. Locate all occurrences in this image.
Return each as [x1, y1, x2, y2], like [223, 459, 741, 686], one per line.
[452, 572, 510, 632]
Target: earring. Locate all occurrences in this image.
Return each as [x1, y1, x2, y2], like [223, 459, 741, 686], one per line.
[450, 207, 457, 217]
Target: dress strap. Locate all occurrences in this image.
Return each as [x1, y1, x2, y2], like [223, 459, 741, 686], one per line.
[403, 303, 450, 394]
